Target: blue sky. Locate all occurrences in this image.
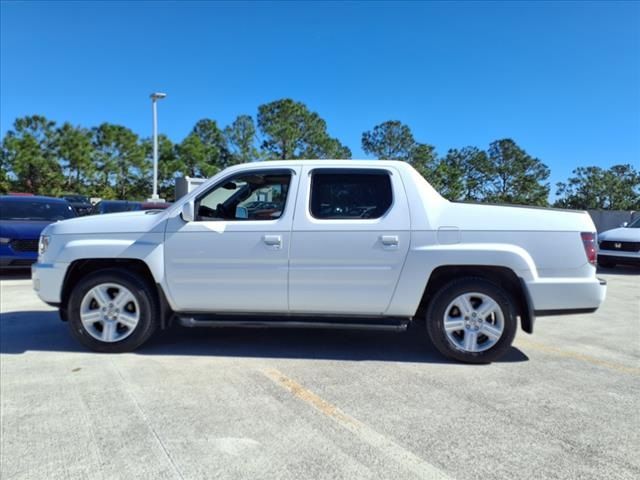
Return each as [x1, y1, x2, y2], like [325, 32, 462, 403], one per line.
[1, 1, 639, 189]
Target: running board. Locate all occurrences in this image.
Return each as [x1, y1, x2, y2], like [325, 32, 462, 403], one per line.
[177, 315, 409, 332]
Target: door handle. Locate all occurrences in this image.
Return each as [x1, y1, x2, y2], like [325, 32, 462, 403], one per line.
[381, 235, 399, 247]
[263, 235, 282, 248]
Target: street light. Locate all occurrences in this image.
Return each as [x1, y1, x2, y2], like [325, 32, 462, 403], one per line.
[149, 92, 167, 201]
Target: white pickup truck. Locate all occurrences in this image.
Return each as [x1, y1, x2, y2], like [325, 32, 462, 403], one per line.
[32, 160, 607, 363]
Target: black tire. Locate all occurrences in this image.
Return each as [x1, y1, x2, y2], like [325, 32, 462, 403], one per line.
[425, 277, 517, 364]
[67, 269, 158, 353]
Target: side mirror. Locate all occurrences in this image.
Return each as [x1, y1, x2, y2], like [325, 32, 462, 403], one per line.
[235, 206, 249, 219]
[181, 200, 195, 222]
[621, 222, 629, 227]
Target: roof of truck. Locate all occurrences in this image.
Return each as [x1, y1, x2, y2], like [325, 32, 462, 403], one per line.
[232, 159, 408, 168]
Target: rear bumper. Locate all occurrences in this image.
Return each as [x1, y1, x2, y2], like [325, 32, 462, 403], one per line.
[32, 262, 69, 304]
[525, 276, 607, 312]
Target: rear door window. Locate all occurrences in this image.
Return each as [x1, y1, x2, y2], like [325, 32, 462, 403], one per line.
[309, 170, 393, 220]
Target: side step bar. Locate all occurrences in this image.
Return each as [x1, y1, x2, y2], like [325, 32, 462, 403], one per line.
[177, 315, 410, 332]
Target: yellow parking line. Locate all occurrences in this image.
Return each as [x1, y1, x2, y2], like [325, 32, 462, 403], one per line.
[516, 339, 640, 375]
[263, 368, 355, 425]
[263, 368, 452, 480]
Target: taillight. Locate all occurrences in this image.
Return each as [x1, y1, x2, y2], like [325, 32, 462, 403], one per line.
[581, 232, 597, 265]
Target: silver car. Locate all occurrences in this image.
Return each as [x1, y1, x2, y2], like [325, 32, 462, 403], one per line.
[597, 217, 640, 268]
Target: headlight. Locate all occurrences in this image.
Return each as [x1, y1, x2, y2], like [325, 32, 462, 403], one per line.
[0, 237, 10, 245]
[38, 235, 50, 255]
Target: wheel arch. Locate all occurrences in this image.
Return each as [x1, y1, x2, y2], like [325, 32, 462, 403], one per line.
[60, 258, 173, 329]
[419, 265, 534, 334]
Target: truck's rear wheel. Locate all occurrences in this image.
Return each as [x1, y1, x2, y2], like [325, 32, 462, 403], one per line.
[67, 269, 158, 353]
[425, 278, 517, 363]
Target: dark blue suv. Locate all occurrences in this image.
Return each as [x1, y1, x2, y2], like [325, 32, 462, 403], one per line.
[0, 196, 76, 269]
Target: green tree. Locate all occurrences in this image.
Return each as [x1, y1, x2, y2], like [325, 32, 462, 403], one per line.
[361, 120, 437, 184]
[141, 135, 179, 200]
[1, 115, 63, 195]
[435, 147, 492, 201]
[608, 164, 640, 209]
[56, 123, 94, 193]
[555, 164, 640, 210]
[257, 99, 351, 159]
[92, 123, 146, 199]
[361, 120, 416, 160]
[176, 133, 220, 178]
[190, 118, 231, 170]
[224, 115, 259, 165]
[408, 143, 438, 180]
[484, 139, 550, 206]
[0, 150, 11, 194]
[322, 137, 352, 160]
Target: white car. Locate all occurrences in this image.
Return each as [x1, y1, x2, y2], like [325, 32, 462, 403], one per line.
[32, 160, 607, 363]
[597, 217, 640, 268]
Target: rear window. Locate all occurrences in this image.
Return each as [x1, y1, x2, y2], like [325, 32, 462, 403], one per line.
[310, 170, 393, 220]
[0, 200, 76, 221]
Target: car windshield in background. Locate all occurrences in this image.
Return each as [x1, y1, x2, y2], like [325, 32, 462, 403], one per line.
[100, 202, 140, 213]
[0, 200, 75, 221]
[140, 202, 171, 210]
[627, 217, 640, 228]
[64, 195, 90, 204]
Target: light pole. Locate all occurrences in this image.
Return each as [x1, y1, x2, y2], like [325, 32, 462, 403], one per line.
[149, 92, 167, 201]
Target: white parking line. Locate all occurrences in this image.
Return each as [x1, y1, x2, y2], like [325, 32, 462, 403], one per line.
[0, 278, 32, 287]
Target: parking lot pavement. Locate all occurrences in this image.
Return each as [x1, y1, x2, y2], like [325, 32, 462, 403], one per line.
[1, 270, 639, 480]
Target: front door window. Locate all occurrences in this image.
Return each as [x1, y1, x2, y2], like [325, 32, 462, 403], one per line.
[196, 171, 292, 221]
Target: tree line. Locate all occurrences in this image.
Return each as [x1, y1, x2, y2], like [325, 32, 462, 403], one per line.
[1, 98, 638, 209]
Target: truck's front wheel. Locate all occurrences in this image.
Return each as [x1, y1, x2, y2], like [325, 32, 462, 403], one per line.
[425, 278, 517, 363]
[67, 269, 158, 353]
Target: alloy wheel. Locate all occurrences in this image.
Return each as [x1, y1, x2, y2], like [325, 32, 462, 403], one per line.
[79, 283, 140, 343]
[442, 292, 505, 353]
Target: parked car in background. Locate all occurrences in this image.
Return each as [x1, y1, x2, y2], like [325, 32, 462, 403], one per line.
[140, 202, 171, 211]
[0, 196, 76, 269]
[61, 194, 93, 216]
[92, 200, 141, 215]
[597, 217, 640, 268]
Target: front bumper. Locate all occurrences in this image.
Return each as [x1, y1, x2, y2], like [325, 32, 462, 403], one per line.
[525, 276, 607, 312]
[0, 256, 36, 268]
[32, 262, 69, 304]
[0, 248, 37, 269]
[598, 251, 640, 266]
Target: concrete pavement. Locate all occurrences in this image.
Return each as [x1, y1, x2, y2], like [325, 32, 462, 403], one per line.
[1, 269, 638, 479]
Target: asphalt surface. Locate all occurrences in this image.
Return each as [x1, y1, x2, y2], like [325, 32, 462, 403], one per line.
[1, 268, 638, 480]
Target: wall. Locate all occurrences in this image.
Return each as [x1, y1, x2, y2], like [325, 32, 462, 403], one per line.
[175, 177, 206, 200]
[588, 210, 638, 233]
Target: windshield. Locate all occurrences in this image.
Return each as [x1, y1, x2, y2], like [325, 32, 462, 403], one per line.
[627, 217, 640, 228]
[100, 202, 140, 213]
[64, 195, 90, 204]
[0, 200, 76, 221]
